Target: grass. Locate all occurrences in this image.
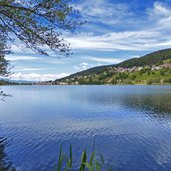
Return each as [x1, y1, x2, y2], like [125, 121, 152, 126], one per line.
[55, 143, 112, 171]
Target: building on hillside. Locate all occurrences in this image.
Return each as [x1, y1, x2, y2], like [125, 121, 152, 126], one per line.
[161, 63, 171, 68]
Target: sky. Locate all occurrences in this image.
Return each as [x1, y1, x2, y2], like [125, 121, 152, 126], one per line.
[5, 0, 171, 81]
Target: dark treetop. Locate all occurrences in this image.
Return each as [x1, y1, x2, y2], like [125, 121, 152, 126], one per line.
[0, 0, 82, 56]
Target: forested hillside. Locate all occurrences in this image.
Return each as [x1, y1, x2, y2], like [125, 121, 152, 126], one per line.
[117, 49, 171, 68]
[54, 49, 171, 85]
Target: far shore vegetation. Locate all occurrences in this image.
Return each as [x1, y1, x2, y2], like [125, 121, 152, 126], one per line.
[53, 49, 171, 85]
[54, 67, 171, 85]
[1, 49, 171, 86]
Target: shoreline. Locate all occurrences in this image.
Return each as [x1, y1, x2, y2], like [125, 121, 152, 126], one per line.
[1, 83, 171, 86]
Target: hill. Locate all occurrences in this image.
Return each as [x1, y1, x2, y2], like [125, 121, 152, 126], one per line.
[116, 48, 171, 68]
[54, 49, 171, 85]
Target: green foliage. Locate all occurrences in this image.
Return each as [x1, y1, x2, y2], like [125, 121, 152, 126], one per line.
[0, 34, 11, 98]
[56, 67, 171, 85]
[56, 49, 171, 85]
[57, 145, 64, 171]
[0, 34, 10, 77]
[111, 78, 117, 84]
[80, 149, 87, 171]
[0, 0, 82, 56]
[55, 143, 112, 171]
[0, 0, 82, 96]
[56, 144, 73, 171]
[160, 70, 165, 76]
[0, 55, 9, 76]
[164, 78, 171, 83]
[117, 49, 171, 68]
[130, 74, 136, 80]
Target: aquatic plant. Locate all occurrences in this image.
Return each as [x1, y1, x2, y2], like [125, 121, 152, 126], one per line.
[55, 143, 112, 171]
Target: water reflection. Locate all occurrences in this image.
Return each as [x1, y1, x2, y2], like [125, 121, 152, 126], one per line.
[81, 86, 171, 122]
[1, 85, 171, 171]
[120, 94, 171, 121]
[0, 137, 15, 171]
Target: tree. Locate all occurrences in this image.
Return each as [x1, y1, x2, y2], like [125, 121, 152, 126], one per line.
[0, 34, 11, 98]
[0, 0, 82, 97]
[0, 0, 82, 56]
[0, 34, 10, 77]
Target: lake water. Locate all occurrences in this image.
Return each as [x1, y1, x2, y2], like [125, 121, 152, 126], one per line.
[0, 85, 171, 171]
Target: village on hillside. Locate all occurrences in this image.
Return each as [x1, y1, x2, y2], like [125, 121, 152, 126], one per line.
[53, 62, 171, 85]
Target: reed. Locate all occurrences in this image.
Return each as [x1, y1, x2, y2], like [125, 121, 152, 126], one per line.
[55, 143, 112, 171]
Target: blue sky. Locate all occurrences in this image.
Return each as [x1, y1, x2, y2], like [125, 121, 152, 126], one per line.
[6, 0, 171, 81]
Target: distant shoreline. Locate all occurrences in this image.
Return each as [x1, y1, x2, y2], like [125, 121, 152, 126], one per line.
[1, 83, 171, 86]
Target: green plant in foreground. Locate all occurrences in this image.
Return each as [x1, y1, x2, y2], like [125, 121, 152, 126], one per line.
[55, 143, 112, 171]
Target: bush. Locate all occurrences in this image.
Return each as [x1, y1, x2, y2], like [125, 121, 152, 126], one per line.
[130, 74, 136, 80]
[146, 79, 152, 85]
[123, 79, 133, 85]
[164, 78, 171, 83]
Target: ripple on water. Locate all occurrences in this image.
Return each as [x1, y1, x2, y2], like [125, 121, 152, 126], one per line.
[1, 85, 171, 171]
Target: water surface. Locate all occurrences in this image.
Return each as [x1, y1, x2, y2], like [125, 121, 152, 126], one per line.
[0, 85, 171, 171]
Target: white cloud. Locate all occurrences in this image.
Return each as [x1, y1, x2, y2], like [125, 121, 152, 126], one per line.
[4, 1, 171, 77]
[79, 62, 89, 69]
[9, 73, 69, 81]
[14, 67, 45, 72]
[80, 62, 88, 66]
[73, 62, 94, 71]
[10, 44, 36, 53]
[147, 1, 171, 30]
[73, 0, 132, 25]
[85, 56, 124, 63]
[148, 2, 171, 17]
[6, 55, 40, 61]
[66, 30, 171, 51]
[68, 1, 171, 53]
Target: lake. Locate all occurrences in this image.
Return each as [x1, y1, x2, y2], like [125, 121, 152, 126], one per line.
[0, 85, 171, 171]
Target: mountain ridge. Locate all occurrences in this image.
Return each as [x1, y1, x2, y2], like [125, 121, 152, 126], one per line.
[53, 48, 171, 85]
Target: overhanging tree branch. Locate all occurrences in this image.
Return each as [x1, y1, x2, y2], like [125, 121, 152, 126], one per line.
[0, 0, 82, 56]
